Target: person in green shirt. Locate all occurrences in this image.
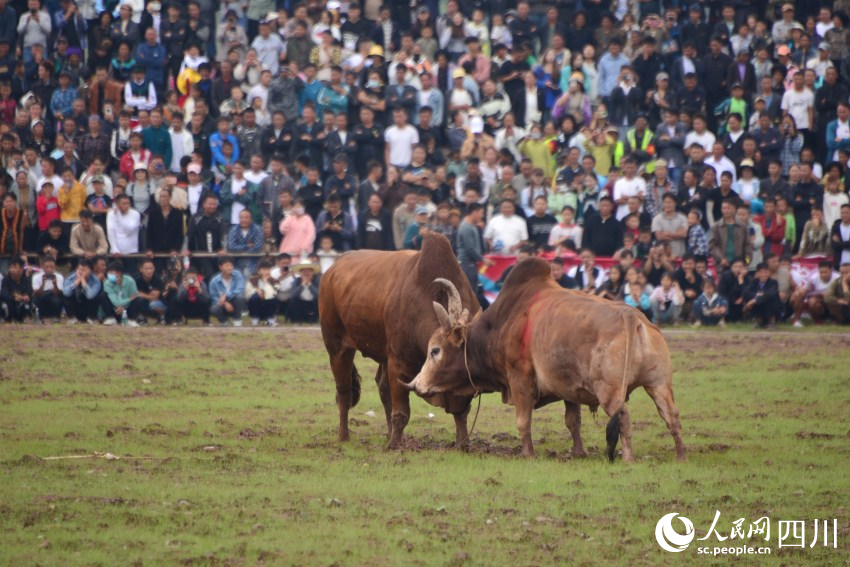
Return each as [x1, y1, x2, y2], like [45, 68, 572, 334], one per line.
[775, 195, 796, 255]
[101, 260, 145, 326]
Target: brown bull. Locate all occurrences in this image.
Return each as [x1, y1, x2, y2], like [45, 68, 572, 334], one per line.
[406, 257, 686, 462]
[319, 233, 480, 448]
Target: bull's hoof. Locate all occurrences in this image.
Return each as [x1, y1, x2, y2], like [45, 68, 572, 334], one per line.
[571, 447, 588, 458]
[676, 453, 688, 462]
[520, 449, 535, 458]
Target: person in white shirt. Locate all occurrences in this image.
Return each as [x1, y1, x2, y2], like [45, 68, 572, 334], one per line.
[384, 107, 419, 168]
[250, 20, 285, 76]
[106, 193, 141, 256]
[36, 156, 63, 194]
[244, 155, 269, 186]
[781, 71, 814, 135]
[168, 111, 193, 172]
[612, 159, 646, 221]
[186, 163, 207, 216]
[684, 114, 716, 154]
[483, 200, 528, 253]
[124, 67, 158, 112]
[790, 260, 838, 326]
[704, 141, 737, 183]
[247, 70, 272, 110]
[494, 112, 526, 163]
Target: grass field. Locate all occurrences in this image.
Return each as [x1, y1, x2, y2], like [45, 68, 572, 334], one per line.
[1, 327, 848, 565]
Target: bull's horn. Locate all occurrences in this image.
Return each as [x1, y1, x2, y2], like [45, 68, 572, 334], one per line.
[434, 278, 462, 322]
[433, 301, 452, 331]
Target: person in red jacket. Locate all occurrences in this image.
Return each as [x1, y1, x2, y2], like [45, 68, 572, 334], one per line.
[119, 132, 152, 180]
[754, 198, 787, 258]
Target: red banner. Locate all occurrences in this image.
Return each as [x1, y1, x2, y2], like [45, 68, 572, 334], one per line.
[481, 253, 831, 283]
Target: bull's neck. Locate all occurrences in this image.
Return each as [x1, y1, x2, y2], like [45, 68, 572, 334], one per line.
[465, 320, 502, 392]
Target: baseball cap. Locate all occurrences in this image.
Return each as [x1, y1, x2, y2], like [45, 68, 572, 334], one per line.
[818, 42, 830, 51]
[469, 115, 484, 134]
[452, 68, 466, 79]
[656, 72, 669, 82]
[654, 158, 668, 168]
[92, 175, 104, 183]
[415, 206, 429, 216]
[776, 45, 791, 56]
[188, 164, 202, 174]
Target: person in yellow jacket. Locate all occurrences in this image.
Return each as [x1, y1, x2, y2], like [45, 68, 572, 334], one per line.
[518, 123, 555, 178]
[57, 168, 86, 236]
[624, 114, 656, 174]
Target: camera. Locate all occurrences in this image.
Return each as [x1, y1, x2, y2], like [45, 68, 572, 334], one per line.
[187, 277, 197, 285]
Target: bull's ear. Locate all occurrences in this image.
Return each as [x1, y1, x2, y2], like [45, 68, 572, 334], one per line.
[433, 301, 451, 331]
[449, 324, 468, 346]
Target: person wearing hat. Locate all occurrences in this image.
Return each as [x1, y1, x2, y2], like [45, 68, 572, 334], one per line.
[809, 42, 835, 80]
[82, 176, 112, 231]
[460, 115, 496, 161]
[402, 205, 431, 250]
[772, 4, 799, 44]
[286, 258, 320, 323]
[124, 65, 157, 112]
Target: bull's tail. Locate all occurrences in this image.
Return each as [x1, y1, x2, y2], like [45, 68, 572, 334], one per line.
[351, 365, 362, 408]
[606, 413, 621, 462]
[606, 309, 637, 462]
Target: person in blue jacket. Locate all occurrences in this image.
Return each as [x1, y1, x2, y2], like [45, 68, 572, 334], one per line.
[134, 27, 167, 94]
[208, 255, 246, 326]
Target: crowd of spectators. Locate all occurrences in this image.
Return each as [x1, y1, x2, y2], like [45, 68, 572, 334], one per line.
[1, 0, 850, 328]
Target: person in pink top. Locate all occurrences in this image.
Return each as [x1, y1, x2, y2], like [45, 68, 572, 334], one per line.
[279, 198, 317, 256]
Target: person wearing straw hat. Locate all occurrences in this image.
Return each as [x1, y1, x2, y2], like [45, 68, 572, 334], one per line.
[286, 258, 320, 323]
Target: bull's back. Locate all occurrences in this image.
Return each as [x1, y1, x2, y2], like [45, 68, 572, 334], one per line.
[319, 249, 417, 361]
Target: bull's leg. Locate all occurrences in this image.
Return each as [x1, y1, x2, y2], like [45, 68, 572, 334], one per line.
[375, 364, 392, 438]
[645, 384, 687, 462]
[617, 405, 634, 463]
[564, 401, 587, 457]
[330, 347, 357, 442]
[513, 388, 535, 458]
[449, 398, 472, 448]
[387, 357, 411, 449]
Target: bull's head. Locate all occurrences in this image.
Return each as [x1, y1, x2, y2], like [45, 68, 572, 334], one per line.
[406, 278, 475, 397]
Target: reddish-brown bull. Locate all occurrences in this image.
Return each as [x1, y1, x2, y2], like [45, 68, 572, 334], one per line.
[319, 233, 480, 448]
[406, 258, 686, 462]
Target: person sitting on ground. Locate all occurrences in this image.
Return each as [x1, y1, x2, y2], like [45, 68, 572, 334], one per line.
[692, 278, 729, 327]
[246, 259, 280, 327]
[743, 262, 781, 329]
[789, 260, 837, 327]
[63, 259, 102, 324]
[101, 260, 145, 327]
[674, 253, 703, 321]
[718, 257, 749, 322]
[596, 264, 626, 301]
[32, 255, 64, 323]
[649, 271, 684, 326]
[824, 263, 850, 324]
[177, 266, 212, 326]
[568, 247, 605, 293]
[134, 258, 167, 325]
[0, 258, 33, 323]
[209, 256, 246, 327]
[287, 259, 320, 324]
